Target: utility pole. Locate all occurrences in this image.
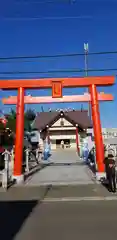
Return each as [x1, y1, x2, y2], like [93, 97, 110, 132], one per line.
[84, 43, 88, 77]
[84, 43, 91, 119]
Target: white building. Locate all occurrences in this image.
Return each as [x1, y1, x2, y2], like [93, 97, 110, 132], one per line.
[102, 128, 117, 139]
[32, 110, 92, 150]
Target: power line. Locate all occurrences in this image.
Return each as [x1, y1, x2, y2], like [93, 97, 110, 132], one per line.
[0, 68, 117, 75]
[2, 15, 91, 21]
[0, 52, 82, 61]
[0, 50, 117, 62]
[16, 0, 72, 4]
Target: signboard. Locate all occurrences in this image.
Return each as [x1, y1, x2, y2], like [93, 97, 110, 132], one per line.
[52, 81, 62, 98]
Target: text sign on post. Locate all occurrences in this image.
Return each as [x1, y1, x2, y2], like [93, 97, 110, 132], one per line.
[52, 81, 62, 98]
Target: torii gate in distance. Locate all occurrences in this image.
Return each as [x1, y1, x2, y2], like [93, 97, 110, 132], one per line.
[0, 76, 115, 182]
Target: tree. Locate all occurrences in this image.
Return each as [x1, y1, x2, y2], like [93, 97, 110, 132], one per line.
[0, 121, 5, 131]
[5, 109, 16, 133]
[4, 108, 36, 133]
[10, 109, 16, 119]
[6, 117, 16, 133]
[24, 109, 36, 131]
[25, 109, 36, 121]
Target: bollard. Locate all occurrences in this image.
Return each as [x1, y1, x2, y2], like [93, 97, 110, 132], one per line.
[36, 149, 40, 164]
[25, 148, 30, 172]
[2, 150, 10, 190]
[10, 148, 14, 180]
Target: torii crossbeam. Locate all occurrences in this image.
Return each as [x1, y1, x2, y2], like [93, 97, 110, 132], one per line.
[2, 92, 114, 104]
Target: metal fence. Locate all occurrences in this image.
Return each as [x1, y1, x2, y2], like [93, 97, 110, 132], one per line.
[0, 147, 44, 190]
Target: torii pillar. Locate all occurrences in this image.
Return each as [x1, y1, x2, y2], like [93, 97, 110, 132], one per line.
[13, 87, 25, 182]
[89, 84, 105, 179]
[75, 125, 80, 155]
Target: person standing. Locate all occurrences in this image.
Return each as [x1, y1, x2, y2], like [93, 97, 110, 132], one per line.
[61, 140, 64, 149]
[104, 153, 116, 192]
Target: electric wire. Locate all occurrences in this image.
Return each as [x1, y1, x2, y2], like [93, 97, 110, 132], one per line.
[0, 50, 117, 62]
[0, 68, 117, 75]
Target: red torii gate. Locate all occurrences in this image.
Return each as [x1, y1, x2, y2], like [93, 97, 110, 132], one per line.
[3, 92, 114, 163]
[0, 76, 115, 182]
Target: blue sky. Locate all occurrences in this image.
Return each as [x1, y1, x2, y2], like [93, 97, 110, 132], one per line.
[0, 0, 117, 127]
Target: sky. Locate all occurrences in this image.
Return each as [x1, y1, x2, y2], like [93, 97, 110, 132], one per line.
[0, 0, 117, 127]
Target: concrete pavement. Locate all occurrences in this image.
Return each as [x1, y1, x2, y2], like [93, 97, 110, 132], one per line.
[0, 183, 115, 201]
[25, 150, 94, 186]
[1, 199, 117, 240]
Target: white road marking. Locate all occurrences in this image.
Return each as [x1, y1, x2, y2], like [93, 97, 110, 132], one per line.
[43, 196, 117, 202]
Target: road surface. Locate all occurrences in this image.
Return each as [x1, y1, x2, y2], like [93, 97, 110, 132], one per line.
[1, 199, 117, 240]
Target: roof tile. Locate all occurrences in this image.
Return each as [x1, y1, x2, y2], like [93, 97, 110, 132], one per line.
[32, 110, 92, 130]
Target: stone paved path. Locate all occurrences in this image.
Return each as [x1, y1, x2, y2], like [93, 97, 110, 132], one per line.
[26, 150, 94, 186]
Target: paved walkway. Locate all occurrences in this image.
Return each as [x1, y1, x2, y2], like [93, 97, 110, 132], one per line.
[26, 150, 94, 186]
